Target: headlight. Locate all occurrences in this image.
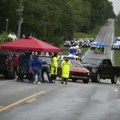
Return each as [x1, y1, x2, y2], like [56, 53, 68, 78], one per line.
[91, 68, 97, 73]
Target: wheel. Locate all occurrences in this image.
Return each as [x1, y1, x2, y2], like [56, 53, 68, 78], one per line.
[83, 79, 89, 83]
[111, 75, 117, 84]
[96, 73, 100, 83]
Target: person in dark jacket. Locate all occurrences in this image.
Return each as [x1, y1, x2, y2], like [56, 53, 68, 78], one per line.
[41, 60, 50, 83]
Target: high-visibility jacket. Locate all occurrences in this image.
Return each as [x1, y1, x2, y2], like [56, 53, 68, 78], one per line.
[61, 60, 72, 78]
[50, 55, 60, 75]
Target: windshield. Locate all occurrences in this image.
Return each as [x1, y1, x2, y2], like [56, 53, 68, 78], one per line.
[82, 58, 102, 65]
[71, 61, 83, 67]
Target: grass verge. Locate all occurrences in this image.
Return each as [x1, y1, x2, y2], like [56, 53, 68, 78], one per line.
[114, 19, 120, 81]
[114, 50, 120, 66]
[74, 25, 102, 40]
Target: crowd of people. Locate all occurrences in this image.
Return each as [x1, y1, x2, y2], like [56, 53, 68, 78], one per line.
[94, 46, 106, 54]
[12, 51, 72, 85]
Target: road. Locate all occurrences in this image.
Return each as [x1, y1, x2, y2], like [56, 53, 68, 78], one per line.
[0, 19, 120, 120]
[83, 19, 114, 61]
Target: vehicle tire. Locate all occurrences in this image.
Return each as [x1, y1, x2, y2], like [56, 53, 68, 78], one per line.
[83, 79, 89, 83]
[96, 73, 100, 83]
[111, 75, 117, 84]
[72, 78, 77, 82]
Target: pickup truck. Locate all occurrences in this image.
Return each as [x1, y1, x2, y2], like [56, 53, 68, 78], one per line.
[81, 57, 120, 84]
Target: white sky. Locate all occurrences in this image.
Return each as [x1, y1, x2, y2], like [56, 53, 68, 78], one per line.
[108, 0, 120, 15]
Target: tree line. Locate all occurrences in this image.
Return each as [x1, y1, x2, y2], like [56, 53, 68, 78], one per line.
[0, 0, 115, 45]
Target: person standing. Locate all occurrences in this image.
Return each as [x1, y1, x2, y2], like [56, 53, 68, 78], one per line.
[50, 53, 60, 83]
[27, 54, 34, 82]
[12, 53, 19, 78]
[101, 47, 104, 54]
[41, 60, 50, 83]
[60, 58, 72, 84]
[31, 55, 43, 84]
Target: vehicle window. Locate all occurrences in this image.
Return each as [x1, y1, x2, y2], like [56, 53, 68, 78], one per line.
[82, 58, 102, 65]
[71, 61, 83, 67]
[102, 60, 112, 66]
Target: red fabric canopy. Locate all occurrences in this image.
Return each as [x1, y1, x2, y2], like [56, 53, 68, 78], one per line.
[0, 36, 61, 52]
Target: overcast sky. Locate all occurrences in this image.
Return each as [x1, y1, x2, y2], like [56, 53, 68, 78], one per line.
[108, 0, 120, 15]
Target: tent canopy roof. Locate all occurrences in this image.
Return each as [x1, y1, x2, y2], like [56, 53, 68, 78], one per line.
[0, 36, 61, 52]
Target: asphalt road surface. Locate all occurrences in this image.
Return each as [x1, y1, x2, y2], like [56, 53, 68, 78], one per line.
[83, 19, 114, 61]
[0, 19, 120, 120]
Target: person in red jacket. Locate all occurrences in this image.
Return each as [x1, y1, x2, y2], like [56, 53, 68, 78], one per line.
[12, 53, 19, 77]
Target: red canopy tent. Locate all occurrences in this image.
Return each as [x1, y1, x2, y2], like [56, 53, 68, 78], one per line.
[0, 36, 61, 52]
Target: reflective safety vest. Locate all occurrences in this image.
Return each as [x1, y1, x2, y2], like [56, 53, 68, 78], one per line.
[61, 60, 72, 78]
[50, 55, 60, 75]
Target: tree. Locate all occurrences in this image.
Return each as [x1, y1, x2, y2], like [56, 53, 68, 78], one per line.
[0, 0, 115, 45]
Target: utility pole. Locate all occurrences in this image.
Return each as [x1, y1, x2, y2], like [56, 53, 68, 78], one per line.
[6, 19, 9, 33]
[17, 0, 24, 39]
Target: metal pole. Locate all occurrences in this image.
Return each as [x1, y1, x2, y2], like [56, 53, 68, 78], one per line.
[17, 19, 21, 39]
[6, 19, 9, 33]
[18, 18, 23, 39]
[17, 0, 24, 39]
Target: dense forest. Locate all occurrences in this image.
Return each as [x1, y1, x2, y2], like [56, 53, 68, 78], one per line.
[0, 0, 115, 45]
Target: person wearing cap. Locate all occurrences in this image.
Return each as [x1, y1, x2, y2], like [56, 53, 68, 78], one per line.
[60, 58, 72, 84]
[50, 52, 60, 83]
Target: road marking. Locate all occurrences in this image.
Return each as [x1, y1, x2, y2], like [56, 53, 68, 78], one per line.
[0, 106, 4, 109]
[0, 91, 46, 112]
[26, 98, 36, 103]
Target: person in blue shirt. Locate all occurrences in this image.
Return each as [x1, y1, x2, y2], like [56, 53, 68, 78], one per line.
[31, 55, 43, 84]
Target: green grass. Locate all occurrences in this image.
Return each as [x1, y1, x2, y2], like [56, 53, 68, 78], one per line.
[114, 50, 120, 66]
[74, 25, 102, 40]
[114, 20, 120, 37]
[114, 19, 120, 81]
[114, 50, 120, 81]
